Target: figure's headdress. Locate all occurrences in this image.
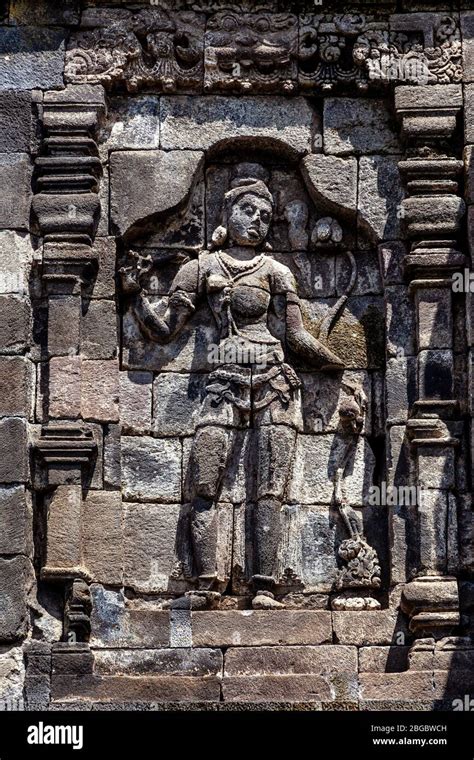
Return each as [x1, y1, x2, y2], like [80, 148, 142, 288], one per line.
[211, 163, 274, 250]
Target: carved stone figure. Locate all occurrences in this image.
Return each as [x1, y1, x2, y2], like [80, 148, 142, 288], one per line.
[121, 163, 345, 608]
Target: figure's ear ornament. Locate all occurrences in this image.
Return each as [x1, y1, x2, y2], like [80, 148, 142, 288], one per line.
[211, 224, 228, 249]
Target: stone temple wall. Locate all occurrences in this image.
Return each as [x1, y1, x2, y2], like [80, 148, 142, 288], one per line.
[1, 0, 474, 711]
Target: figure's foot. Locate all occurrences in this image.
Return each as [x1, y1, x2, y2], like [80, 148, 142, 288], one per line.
[252, 591, 283, 610]
[165, 591, 221, 611]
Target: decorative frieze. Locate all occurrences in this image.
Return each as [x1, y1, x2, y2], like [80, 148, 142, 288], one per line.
[65, 10, 463, 94]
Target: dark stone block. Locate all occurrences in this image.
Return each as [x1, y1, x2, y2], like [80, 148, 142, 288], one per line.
[0, 556, 29, 642]
[0, 91, 32, 152]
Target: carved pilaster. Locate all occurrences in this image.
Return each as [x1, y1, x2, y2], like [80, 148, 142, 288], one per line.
[395, 84, 465, 639]
[32, 87, 106, 602]
[32, 85, 105, 245]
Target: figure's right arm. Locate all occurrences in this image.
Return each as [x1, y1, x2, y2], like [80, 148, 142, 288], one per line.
[120, 257, 200, 345]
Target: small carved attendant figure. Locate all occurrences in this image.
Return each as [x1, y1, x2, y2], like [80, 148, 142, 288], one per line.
[121, 163, 344, 609]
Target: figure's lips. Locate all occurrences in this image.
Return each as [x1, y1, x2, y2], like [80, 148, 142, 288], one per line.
[248, 228, 260, 238]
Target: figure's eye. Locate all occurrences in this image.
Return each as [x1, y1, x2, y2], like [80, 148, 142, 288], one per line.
[261, 212, 270, 224]
[243, 204, 254, 216]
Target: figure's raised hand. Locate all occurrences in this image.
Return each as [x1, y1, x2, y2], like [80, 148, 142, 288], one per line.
[119, 252, 153, 294]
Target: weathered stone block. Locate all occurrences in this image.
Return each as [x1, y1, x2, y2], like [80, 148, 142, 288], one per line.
[336, 250, 382, 297]
[332, 611, 407, 646]
[0, 646, 25, 707]
[403, 195, 465, 238]
[81, 359, 119, 422]
[462, 13, 474, 83]
[418, 489, 448, 575]
[48, 296, 81, 357]
[123, 502, 181, 593]
[395, 83, 462, 114]
[418, 446, 455, 491]
[0, 295, 29, 354]
[0, 91, 32, 152]
[49, 356, 82, 419]
[94, 648, 222, 677]
[51, 674, 221, 703]
[24, 673, 50, 709]
[89, 586, 170, 648]
[10, 0, 80, 25]
[0, 417, 27, 483]
[103, 423, 121, 490]
[120, 371, 152, 433]
[222, 675, 334, 703]
[0, 357, 33, 418]
[0, 557, 29, 642]
[324, 98, 399, 155]
[465, 84, 474, 144]
[359, 672, 443, 701]
[0, 27, 65, 91]
[121, 436, 182, 502]
[0, 486, 29, 555]
[386, 357, 417, 425]
[300, 154, 357, 219]
[100, 96, 160, 154]
[358, 646, 410, 673]
[288, 434, 375, 506]
[191, 611, 332, 647]
[386, 286, 415, 358]
[160, 96, 318, 156]
[418, 349, 454, 400]
[90, 238, 116, 299]
[52, 645, 93, 677]
[0, 153, 31, 230]
[465, 145, 474, 203]
[81, 301, 118, 360]
[378, 241, 406, 286]
[0, 231, 34, 295]
[358, 156, 405, 243]
[82, 492, 123, 586]
[144, 176, 205, 251]
[224, 645, 357, 676]
[110, 150, 204, 238]
[45, 485, 82, 571]
[152, 373, 207, 437]
[416, 288, 453, 350]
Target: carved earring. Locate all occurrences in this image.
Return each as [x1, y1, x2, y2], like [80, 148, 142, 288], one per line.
[211, 225, 228, 249]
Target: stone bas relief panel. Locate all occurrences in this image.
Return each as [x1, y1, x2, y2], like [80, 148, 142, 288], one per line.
[65, 7, 462, 94]
[118, 155, 385, 608]
[4, 0, 474, 713]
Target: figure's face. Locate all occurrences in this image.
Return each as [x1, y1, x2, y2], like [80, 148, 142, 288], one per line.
[228, 193, 273, 247]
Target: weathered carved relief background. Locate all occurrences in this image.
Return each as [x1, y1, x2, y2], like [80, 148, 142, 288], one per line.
[1, 0, 474, 711]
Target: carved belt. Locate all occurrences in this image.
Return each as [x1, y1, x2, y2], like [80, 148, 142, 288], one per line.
[205, 363, 301, 412]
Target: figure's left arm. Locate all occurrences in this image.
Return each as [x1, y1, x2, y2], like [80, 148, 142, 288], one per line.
[272, 265, 344, 371]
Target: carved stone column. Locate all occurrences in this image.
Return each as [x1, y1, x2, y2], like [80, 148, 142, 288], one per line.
[395, 85, 465, 637]
[32, 86, 106, 634]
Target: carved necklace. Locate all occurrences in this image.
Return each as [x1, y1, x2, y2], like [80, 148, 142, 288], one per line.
[217, 251, 265, 281]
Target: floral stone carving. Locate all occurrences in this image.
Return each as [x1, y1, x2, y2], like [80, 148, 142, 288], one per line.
[65, 9, 205, 93]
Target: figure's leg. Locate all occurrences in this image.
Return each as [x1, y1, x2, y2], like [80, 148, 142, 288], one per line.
[190, 425, 232, 589]
[253, 424, 297, 592]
